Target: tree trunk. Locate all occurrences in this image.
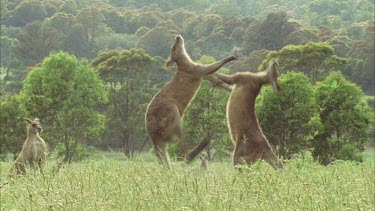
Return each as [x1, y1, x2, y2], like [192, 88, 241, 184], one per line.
[186, 135, 211, 163]
[63, 132, 70, 163]
[206, 145, 211, 161]
[122, 132, 130, 158]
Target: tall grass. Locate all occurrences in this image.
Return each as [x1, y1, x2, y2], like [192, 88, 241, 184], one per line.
[1, 153, 374, 210]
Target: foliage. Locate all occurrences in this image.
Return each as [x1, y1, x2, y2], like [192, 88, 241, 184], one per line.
[257, 72, 317, 159]
[91, 49, 165, 156]
[137, 26, 179, 58]
[261, 42, 347, 82]
[207, 0, 241, 18]
[75, 6, 109, 44]
[11, 21, 62, 66]
[242, 11, 301, 54]
[312, 71, 373, 164]
[181, 56, 231, 160]
[0, 94, 25, 160]
[52, 142, 98, 162]
[20, 51, 107, 163]
[228, 49, 270, 73]
[0, 36, 14, 67]
[96, 33, 138, 51]
[0, 0, 373, 161]
[1, 58, 27, 95]
[5, 1, 48, 27]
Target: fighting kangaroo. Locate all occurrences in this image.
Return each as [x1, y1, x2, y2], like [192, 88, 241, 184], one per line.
[146, 35, 236, 169]
[216, 59, 284, 170]
[9, 117, 46, 176]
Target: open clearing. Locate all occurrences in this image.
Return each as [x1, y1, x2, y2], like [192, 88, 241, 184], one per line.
[1, 152, 374, 210]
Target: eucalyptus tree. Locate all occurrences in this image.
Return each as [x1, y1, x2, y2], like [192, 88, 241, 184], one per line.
[91, 48, 166, 157]
[20, 51, 107, 163]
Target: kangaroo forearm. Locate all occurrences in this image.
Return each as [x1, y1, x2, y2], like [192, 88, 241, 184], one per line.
[203, 74, 233, 92]
[203, 56, 236, 75]
[216, 73, 236, 85]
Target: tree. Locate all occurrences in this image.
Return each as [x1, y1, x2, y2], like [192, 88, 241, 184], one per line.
[181, 56, 231, 160]
[228, 49, 271, 73]
[312, 71, 373, 164]
[6, 1, 48, 27]
[257, 72, 317, 159]
[208, 0, 241, 18]
[76, 6, 108, 44]
[201, 31, 235, 60]
[91, 49, 165, 157]
[242, 11, 300, 54]
[132, 11, 164, 30]
[101, 6, 125, 33]
[308, 0, 353, 29]
[44, 12, 92, 58]
[345, 24, 374, 94]
[96, 33, 138, 51]
[183, 14, 222, 40]
[137, 27, 178, 58]
[0, 94, 25, 160]
[0, 36, 14, 67]
[168, 8, 196, 29]
[58, 0, 78, 15]
[1, 58, 27, 95]
[20, 51, 107, 163]
[11, 21, 62, 66]
[260, 42, 347, 82]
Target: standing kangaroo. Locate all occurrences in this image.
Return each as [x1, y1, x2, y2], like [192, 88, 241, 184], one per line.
[216, 59, 284, 170]
[146, 35, 236, 169]
[9, 117, 46, 176]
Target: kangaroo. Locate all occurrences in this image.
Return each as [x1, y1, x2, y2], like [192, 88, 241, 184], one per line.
[216, 59, 284, 170]
[9, 117, 46, 176]
[200, 155, 208, 172]
[145, 35, 236, 169]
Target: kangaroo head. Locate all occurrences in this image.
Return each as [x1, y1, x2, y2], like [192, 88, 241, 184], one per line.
[24, 117, 42, 134]
[165, 35, 191, 67]
[265, 58, 281, 92]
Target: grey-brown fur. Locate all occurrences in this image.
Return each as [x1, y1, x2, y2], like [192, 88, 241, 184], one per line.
[216, 59, 283, 170]
[9, 117, 46, 176]
[145, 35, 236, 169]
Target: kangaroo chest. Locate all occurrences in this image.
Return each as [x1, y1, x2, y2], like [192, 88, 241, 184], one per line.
[23, 137, 45, 158]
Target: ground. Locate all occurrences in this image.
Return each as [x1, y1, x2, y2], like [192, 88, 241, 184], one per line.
[0, 150, 374, 210]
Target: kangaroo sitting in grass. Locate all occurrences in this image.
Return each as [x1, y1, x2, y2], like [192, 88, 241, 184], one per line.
[216, 59, 284, 170]
[9, 117, 46, 176]
[146, 35, 236, 169]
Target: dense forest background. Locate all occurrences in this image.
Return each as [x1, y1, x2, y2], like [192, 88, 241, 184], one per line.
[0, 0, 374, 164]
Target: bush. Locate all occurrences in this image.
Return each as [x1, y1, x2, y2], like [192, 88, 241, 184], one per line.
[312, 71, 373, 164]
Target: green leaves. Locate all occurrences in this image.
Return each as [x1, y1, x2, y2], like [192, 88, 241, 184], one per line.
[91, 49, 163, 156]
[20, 51, 108, 162]
[257, 70, 372, 164]
[260, 42, 347, 82]
[257, 72, 317, 159]
[312, 71, 373, 164]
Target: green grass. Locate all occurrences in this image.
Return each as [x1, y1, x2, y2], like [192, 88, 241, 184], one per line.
[1, 153, 374, 210]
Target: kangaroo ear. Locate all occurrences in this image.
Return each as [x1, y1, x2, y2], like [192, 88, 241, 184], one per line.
[165, 56, 175, 67]
[23, 117, 32, 124]
[33, 118, 40, 123]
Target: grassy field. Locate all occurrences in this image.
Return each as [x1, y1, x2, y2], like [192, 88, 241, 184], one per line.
[0, 151, 374, 210]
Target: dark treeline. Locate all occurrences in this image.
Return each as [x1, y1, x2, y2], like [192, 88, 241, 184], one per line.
[0, 0, 374, 164]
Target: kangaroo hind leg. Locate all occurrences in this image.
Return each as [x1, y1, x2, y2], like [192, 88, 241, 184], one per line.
[262, 147, 283, 170]
[154, 143, 171, 169]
